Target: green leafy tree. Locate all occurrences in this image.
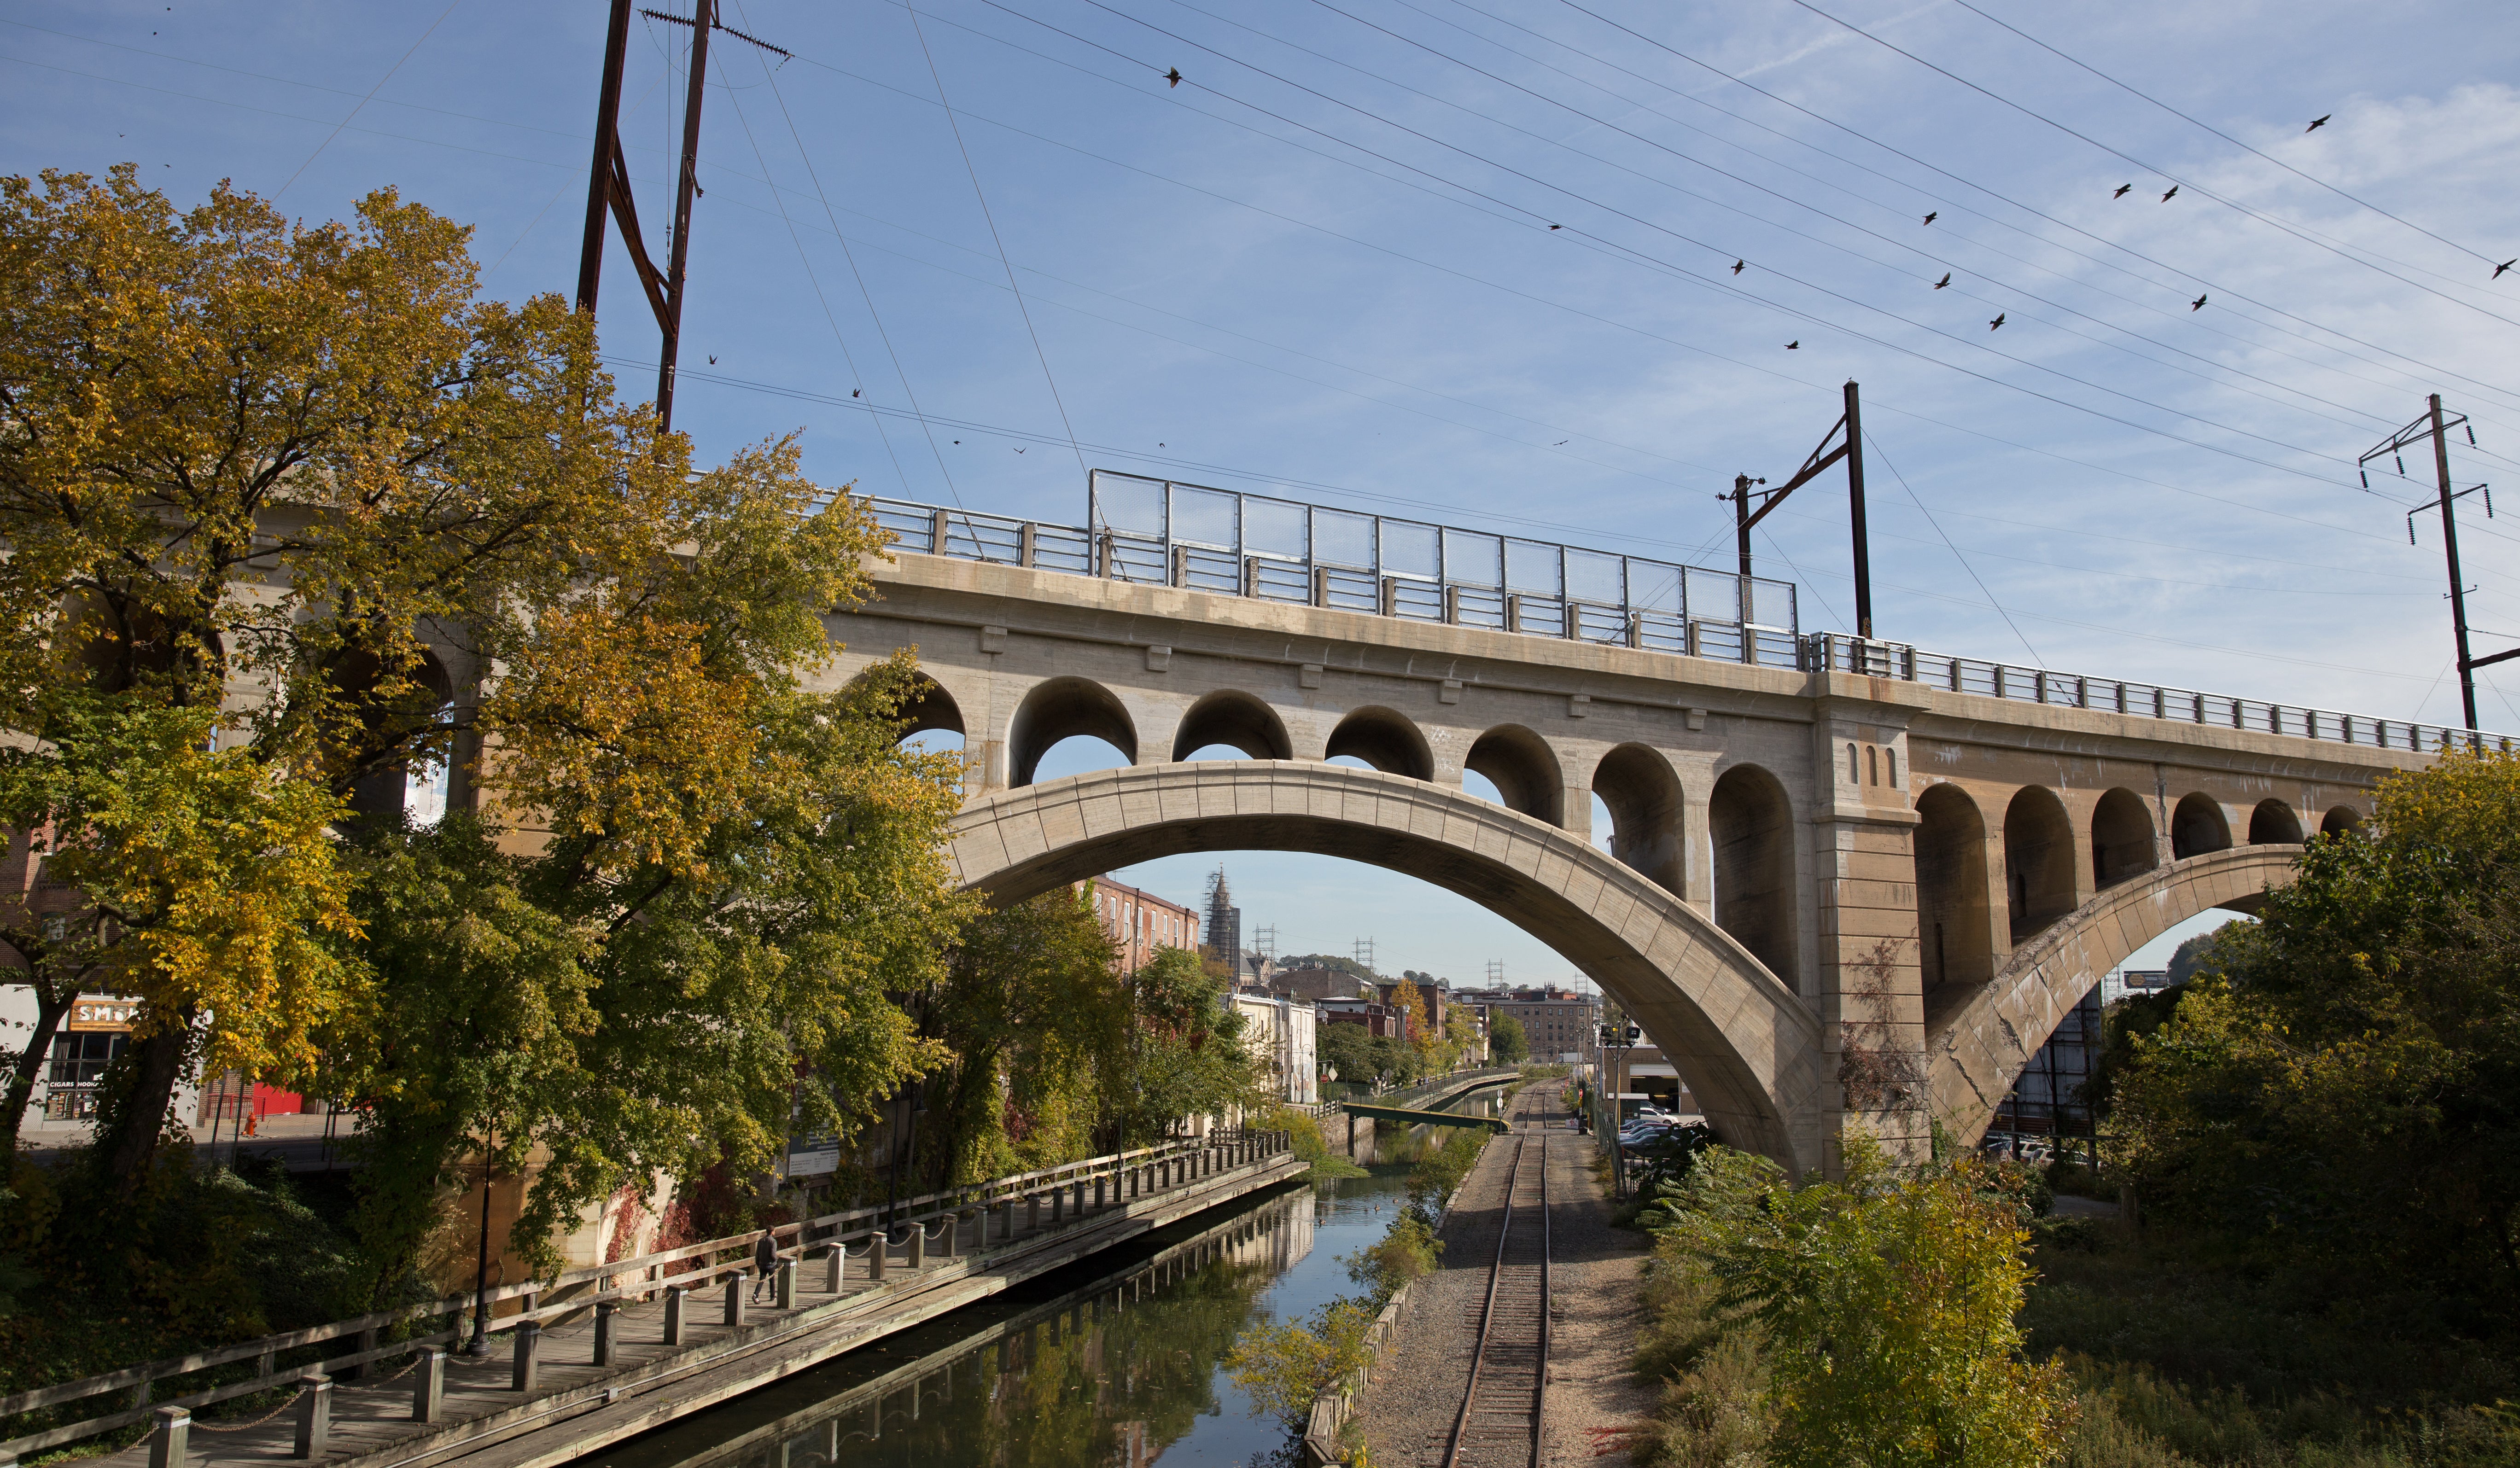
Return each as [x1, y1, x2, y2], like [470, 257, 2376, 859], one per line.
[1224, 1296, 1378, 1429]
[1316, 1018, 1374, 1086]
[0, 166, 974, 1290]
[914, 886, 1127, 1187]
[1490, 1013, 1530, 1065]
[2110, 748, 2520, 1285]
[1663, 1135, 2076, 1468]
[1112, 946, 1261, 1143]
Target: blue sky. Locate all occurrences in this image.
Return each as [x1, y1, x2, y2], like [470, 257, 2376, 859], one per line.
[8, 0, 2508, 982]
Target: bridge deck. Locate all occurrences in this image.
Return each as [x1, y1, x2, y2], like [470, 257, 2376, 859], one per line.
[106, 1152, 1303, 1468]
[1343, 1103, 1507, 1133]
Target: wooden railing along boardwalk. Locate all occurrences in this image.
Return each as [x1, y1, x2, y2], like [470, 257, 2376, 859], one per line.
[1, 1130, 1295, 1468]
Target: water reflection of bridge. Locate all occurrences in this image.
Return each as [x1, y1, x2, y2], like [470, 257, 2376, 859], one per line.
[607, 1192, 1317, 1468]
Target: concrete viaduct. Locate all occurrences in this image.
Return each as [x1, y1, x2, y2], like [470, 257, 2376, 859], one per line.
[816, 495, 2476, 1178]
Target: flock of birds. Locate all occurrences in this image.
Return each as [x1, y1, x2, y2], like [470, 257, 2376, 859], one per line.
[1711, 110, 2512, 348]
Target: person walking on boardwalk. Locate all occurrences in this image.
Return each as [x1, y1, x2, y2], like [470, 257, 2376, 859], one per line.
[750, 1229, 779, 1303]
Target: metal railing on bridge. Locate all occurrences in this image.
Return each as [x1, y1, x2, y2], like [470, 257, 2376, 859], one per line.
[859, 473, 1806, 671]
[1802, 633, 2515, 756]
[852, 475, 2515, 757]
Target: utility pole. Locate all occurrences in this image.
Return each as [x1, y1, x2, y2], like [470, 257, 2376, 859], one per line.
[2360, 395, 2514, 740]
[1725, 381, 1875, 636]
[574, 0, 785, 432]
[655, 0, 715, 431]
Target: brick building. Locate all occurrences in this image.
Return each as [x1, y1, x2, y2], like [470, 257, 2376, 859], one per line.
[1082, 878, 1200, 973]
[1454, 984, 1599, 1063]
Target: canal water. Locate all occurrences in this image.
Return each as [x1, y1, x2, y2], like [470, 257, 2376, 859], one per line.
[596, 1084, 1511, 1468]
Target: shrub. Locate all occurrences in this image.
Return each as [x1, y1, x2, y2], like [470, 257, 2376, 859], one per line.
[1646, 1136, 2076, 1468]
[1343, 1213, 1440, 1302]
[1225, 1297, 1378, 1429]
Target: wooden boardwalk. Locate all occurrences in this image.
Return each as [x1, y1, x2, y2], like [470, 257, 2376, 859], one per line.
[96, 1149, 1304, 1468]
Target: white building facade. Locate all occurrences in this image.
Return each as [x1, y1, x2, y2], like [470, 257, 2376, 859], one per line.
[1233, 990, 1319, 1107]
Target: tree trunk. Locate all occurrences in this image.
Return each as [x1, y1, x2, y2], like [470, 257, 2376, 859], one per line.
[0, 979, 72, 1171]
[98, 1006, 196, 1194]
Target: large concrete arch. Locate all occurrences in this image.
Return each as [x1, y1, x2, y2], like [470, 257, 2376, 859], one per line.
[1930, 844, 2301, 1143]
[946, 759, 1829, 1172]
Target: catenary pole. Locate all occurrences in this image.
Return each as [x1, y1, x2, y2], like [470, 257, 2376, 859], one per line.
[1844, 380, 1873, 640]
[574, 0, 635, 314]
[2427, 394, 2480, 734]
[657, 0, 715, 431]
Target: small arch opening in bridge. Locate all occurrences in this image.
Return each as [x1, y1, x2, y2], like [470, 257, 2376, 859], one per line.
[1914, 782, 1992, 1031]
[1324, 706, 1435, 782]
[2090, 787, 2157, 888]
[338, 647, 457, 827]
[888, 674, 964, 741]
[1011, 676, 1138, 786]
[1464, 724, 1563, 825]
[1592, 743, 1685, 897]
[2320, 805, 2363, 839]
[2002, 786, 2077, 941]
[2247, 798, 2303, 845]
[2171, 793, 2232, 859]
[1708, 764, 1797, 984]
[1171, 690, 1292, 763]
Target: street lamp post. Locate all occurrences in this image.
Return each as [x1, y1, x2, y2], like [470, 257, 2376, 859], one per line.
[465, 1144, 495, 1356]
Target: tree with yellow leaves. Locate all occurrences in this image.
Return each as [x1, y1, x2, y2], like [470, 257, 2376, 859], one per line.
[0, 166, 971, 1289]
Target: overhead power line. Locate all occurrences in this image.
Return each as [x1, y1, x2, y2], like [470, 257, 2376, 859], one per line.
[770, 21, 2409, 542]
[1540, 0, 2520, 413]
[989, 0, 2392, 491]
[1944, 0, 2508, 271]
[1773, 0, 2520, 330]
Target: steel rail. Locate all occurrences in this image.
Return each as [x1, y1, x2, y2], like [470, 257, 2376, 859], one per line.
[1441, 1093, 1552, 1468]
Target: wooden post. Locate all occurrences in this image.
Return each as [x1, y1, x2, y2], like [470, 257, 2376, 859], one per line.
[293, 1374, 332, 1459]
[722, 1276, 743, 1327]
[905, 1222, 924, 1270]
[148, 1407, 189, 1468]
[869, 1232, 887, 1282]
[413, 1347, 445, 1422]
[594, 1302, 617, 1366]
[339, 1325, 379, 1382]
[823, 1245, 844, 1294]
[664, 1285, 687, 1345]
[512, 1323, 540, 1392]
[777, 1260, 796, 1309]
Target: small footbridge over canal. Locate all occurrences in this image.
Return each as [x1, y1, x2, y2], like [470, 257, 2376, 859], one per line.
[1330, 1069, 1522, 1140]
[4, 1133, 1301, 1468]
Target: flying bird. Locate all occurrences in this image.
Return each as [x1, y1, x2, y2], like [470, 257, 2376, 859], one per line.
[2495, 259, 2516, 280]
[1922, 211, 1938, 225]
[1731, 259, 1744, 274]
[1988, 313, 2006, 330]
[2113, 183, 2132, 198]
[1553, 440, 1568, 446]
[2306, 114, 2330, 132]
[706, 355, 716, 364]
[852, 389, 861, 397]
[1015, 447, 1026, 453]
[1785, 340, 1800, 350]
[1933, 272, 1951, 289]
[2161, 186, 2179, 202]
[1165, 66, 1181, 87]
[1548, 224, 1561, 230]
[2190, 294, 2207, 311]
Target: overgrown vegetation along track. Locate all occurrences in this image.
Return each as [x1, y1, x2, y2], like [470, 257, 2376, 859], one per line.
[1441, 1118, 1551, 1468]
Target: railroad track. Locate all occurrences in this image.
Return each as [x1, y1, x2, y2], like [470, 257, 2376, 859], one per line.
[1441, 1112, 1550, 1468]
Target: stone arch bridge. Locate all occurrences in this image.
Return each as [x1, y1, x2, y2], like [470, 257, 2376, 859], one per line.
[819, 503, 2488, 1176]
